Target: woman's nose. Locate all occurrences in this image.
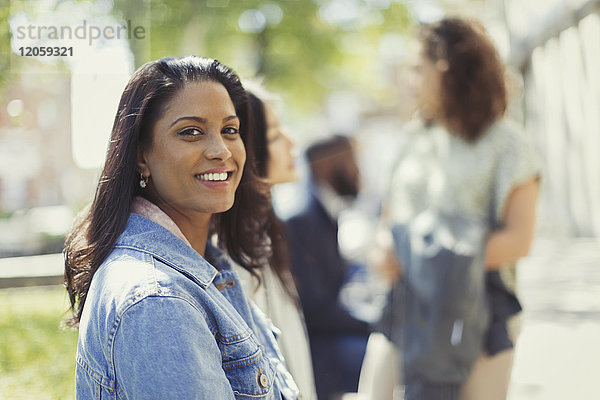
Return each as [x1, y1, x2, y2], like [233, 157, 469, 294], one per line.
[205, 134, 232, 161]
[283, 130, 295, 148]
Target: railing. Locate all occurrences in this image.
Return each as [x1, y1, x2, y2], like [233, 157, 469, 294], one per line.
[0, 253, 64, 289]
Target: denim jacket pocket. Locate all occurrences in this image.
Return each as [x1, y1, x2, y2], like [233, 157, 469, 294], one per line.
[221, 334, 276, 399]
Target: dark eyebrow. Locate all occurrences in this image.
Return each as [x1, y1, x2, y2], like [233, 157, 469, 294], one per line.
[169, 115, 239, 128]
[223, 115, 239, 123]
[170, 116, 205, 127]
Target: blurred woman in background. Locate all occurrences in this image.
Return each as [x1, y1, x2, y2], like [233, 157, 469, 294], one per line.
[240, 83, 318, 400]
[370, 16, 541, 400]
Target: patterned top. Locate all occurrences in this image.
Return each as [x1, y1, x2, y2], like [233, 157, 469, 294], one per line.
[388, 119, 541, 229]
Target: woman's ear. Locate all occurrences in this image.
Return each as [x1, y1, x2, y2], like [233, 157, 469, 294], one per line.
[137, 143, 150, 177]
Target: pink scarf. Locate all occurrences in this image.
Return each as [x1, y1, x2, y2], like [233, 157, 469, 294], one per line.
[131, 196, 193, 248]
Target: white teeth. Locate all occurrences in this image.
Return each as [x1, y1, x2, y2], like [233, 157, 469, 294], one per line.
[198, 172, 228, 181]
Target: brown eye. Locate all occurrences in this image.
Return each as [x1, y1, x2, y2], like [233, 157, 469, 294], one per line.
[222, 127, 239, 135]
[179, 128, 204, 136]
[179, 128, 203, 136]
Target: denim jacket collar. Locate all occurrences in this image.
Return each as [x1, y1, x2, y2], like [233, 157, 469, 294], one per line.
[114, 213, 221, 288]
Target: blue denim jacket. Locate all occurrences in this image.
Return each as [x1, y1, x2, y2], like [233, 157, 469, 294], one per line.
[76, 213, 299, 399]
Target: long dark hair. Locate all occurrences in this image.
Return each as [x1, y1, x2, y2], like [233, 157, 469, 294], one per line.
[64, 56, 271, 325]
[420, 17, 507, 141]
[247, 89, 298, 300]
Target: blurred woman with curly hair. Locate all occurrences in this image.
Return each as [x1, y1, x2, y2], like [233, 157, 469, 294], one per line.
[371, 17, 541, 400]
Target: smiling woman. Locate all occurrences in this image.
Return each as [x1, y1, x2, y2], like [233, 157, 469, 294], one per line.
[137, 81, 247, 253]
[63, 56, 299, 399]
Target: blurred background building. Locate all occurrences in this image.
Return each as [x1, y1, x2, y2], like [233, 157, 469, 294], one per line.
[0, 66, 76, 256]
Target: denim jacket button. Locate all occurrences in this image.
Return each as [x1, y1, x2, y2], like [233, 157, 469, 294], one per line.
[258, 372, 269, 388]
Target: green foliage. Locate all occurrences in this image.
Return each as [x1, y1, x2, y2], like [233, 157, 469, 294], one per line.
[2, 0, 413, 114]
[0, 286, 77, 400]
[0, 0, 15, 90]
[111, 0, 412, 113]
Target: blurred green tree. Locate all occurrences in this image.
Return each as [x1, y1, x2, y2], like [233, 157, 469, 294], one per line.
[1, 0, 17, 91]
[1, 0, 412, 117]
[111, 0, 411, 113]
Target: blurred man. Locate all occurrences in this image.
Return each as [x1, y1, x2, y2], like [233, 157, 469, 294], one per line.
[285, 135, 370, 400]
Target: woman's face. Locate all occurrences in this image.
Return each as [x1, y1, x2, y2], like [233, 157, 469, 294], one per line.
[264, 103, 298, 185]
[416, 51, 443, 119]
[138, 81, 246, 220]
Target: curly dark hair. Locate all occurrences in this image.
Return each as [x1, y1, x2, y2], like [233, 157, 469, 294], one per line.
[420, 17, 507, 141]
[64, 56, 272, 325]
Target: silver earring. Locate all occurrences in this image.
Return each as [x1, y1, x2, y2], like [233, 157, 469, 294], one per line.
[139, 173, 148, 188]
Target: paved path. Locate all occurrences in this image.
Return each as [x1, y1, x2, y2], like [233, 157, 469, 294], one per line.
[508, 237, 600, 400]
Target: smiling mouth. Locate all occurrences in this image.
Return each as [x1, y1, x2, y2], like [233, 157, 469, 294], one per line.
[195, 172, 232, 182]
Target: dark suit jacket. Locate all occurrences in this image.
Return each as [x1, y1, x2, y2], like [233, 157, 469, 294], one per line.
[285, 192, 370, 336]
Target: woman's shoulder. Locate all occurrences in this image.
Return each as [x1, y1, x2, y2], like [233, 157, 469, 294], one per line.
[485, 119, 529, 148]
[486, 119, 541, 167]
[79, 248, 163, 349]
[91, 246, 210, 318]
[90, 248, 163, 313]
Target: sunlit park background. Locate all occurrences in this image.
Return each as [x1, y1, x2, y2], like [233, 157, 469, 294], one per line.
[0, 0, 599, 399]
